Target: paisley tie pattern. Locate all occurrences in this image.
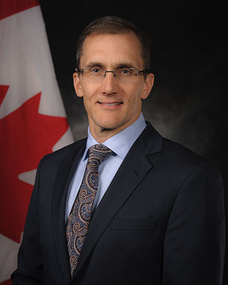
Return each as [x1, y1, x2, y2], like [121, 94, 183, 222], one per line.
[66, 144, 112, 277]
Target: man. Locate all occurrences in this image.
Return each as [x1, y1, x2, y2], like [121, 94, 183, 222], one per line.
[12, 16, 225, 285]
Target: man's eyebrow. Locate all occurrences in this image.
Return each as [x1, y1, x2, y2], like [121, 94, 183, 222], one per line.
[84, 62, 104, 68]
[115, 63, 134, 68]
[84, 62, 135, 69]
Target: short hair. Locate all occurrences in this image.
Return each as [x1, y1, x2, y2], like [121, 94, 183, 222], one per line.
[76, 16, 151, 70]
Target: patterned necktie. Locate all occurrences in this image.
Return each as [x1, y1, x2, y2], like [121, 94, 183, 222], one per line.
[66, 144, 112, 277]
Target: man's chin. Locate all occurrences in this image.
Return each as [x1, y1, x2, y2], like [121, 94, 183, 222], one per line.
[100, 127, 115, 132]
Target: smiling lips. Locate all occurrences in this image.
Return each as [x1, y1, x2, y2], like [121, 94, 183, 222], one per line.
[98, 101, 123, 107]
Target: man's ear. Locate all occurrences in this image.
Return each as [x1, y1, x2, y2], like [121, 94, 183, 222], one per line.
[73, 72, 83, 97]
[141, 73, 155, 100]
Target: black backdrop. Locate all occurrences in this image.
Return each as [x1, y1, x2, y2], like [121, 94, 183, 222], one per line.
[40, 1, 227, 283]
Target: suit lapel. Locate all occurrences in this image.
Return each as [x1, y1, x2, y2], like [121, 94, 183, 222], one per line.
[73, 123, 163, 277]
[51, 140, 86, 285]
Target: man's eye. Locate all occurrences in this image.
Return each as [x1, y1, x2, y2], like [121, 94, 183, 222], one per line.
[89, 67, 103, 73]
[119, 68, 132, 75]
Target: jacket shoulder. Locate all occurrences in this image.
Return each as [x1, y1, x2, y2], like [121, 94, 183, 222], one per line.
[162, 138, 206, 165]
[41, 138, 86, 165]
[143, 122, 207, 167]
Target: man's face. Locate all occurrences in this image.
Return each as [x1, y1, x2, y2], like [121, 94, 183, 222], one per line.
[73, 32, 154, 141]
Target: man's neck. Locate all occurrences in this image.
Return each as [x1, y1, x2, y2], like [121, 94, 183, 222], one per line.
[88, 113, 145, 144]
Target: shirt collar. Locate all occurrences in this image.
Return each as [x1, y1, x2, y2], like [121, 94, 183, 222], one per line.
[83, 113, 146, 160]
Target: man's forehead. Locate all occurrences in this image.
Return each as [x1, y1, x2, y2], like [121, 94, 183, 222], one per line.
[80, 33, 143, 67]
[82, 33, 141, 50]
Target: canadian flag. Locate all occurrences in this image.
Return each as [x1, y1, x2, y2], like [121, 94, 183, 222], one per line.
[0, 0, 74, 284]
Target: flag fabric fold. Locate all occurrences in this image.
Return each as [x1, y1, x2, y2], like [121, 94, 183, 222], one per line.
[0, 1, 74, 283]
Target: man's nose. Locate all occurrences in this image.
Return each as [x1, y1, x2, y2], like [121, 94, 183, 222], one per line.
[104, 70, 117, 78]
[101, 71, 118, 95]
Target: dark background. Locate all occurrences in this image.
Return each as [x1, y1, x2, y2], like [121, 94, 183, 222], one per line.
[40, 0, 227, 283]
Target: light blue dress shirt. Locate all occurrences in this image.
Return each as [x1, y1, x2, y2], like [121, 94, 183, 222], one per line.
[65, 113, 146, 221]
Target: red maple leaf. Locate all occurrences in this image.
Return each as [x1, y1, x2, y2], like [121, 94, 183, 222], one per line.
[0, 85, 9, 105]
[0, 92, 69, 243]
[0, 280, 12, 285]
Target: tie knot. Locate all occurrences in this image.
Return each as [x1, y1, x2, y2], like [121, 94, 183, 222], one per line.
[87, 144, 112, 169]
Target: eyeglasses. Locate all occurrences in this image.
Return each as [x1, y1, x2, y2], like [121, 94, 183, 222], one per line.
[75, 66, 149, 83]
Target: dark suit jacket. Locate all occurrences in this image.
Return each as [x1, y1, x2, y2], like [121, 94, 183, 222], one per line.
[12, 122, 225, 285]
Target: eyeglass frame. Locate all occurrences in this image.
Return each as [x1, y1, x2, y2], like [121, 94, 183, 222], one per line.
[75, 66, 150, 82]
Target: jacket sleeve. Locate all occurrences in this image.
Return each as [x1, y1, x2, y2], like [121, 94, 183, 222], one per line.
[11, 159, 45, 285]
[162, 162, 225, 285]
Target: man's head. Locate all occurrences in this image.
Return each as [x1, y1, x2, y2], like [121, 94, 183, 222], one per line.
[76, 16, 151, 72]
[73, 16, 154, 142]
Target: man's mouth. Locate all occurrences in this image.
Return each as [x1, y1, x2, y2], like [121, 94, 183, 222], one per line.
[98, 101, 123, 106]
